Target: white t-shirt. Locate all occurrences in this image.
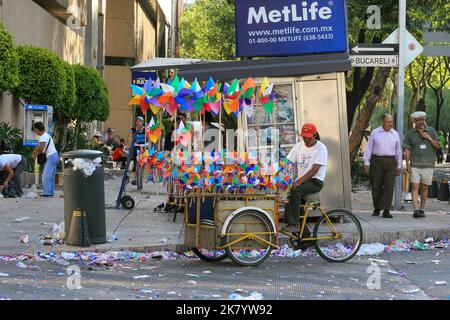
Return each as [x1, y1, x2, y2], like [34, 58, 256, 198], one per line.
[0, 154, 22, 170]
[39, 133, 57, 157]
[287, 140, 328, 181]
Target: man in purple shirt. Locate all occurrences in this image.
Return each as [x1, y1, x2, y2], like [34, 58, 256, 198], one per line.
[363, 113, 402, 218]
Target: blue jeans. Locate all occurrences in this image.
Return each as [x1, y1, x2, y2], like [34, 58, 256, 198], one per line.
[43, 153, 59, 196]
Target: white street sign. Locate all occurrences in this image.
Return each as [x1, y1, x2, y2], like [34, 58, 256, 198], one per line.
[350, 55, 398, 67]
[351, 46, 396, 54]
[383, 28, 423, 66]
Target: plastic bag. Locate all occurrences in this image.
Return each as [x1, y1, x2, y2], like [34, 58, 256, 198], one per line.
[39, 222, 65, 245]
[67, 157, 102, 177]
[356, 243, 386, 256]
[229, 291, 263, 300]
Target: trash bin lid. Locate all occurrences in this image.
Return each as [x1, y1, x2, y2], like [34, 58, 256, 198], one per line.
[62, 149, 104, 159]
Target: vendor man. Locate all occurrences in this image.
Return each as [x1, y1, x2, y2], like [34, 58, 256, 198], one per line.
[281, 123, 328, 235]
[0, 153, 28, 197]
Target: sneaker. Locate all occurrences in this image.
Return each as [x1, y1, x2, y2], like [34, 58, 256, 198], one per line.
[372, 208, 381, 216]
[280, 224, 298, 234]
[382, 210, 393, 218]
[418, 209, 426, 218]
[413, 209, 421, 218]
[131, 180, 137, 185]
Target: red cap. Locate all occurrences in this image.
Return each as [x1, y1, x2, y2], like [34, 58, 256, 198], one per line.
[300, 123, 317, 138]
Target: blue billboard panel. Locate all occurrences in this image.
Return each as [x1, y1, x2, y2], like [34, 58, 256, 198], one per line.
[235, 0, 348, 57]
[132, 71, 157, 87]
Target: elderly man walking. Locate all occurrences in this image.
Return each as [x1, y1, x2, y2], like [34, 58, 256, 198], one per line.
[404, 111, 441, 218]
[363, 113, 402, 218]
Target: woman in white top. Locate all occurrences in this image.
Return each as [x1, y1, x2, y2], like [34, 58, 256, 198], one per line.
[31, 122, 58, 197]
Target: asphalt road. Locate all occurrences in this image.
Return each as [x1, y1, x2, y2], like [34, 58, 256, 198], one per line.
[0, 248, 449, 300]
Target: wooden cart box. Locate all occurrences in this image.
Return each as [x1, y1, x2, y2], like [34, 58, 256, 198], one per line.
[185, 199, 276, 249]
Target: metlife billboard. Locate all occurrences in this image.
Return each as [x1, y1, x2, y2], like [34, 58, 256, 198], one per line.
[234, 0, 348, 57]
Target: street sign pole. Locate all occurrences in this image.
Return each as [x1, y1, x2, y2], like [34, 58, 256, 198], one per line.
[394, 0, 407, 210]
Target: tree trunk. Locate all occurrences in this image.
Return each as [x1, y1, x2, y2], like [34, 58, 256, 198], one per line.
[345, 29, 377, 131]
[408, 64, 419, 129]
[435, 89, 444, 130]
[408, 89, 419, 129]
[349, 67, 391, 164]
[74, 121, 81, 150]
[54, 112, 70, 152]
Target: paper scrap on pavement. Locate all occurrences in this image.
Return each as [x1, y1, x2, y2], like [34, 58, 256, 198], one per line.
[133, 275, 150, 279]
[402, 288, 421, 294]
[14, 217, 30, 223]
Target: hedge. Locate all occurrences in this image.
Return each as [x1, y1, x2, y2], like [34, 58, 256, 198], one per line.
[0, 23, 19, 93]
[72, 64, 110, 122]
[14, 45, 66, 107]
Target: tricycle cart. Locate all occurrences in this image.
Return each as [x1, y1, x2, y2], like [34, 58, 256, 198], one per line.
[181, 190, 363, 267]
[182, 192, 280, 267]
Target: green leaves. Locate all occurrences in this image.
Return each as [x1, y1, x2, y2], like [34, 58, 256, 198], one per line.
[180, 0, 235, 60]
[58, 61, 76, 118]
[14, 45, 66, 107]
[0, 23, 19, 93]
[72, 64, 110, 122]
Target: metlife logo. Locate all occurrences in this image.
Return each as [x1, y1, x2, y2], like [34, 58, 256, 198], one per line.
[247, 2, 333, 24]
[235, 0, 348, 57]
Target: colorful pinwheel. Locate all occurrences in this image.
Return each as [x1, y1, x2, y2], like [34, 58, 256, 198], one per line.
[146, 117, 162, 144]
[223, 79, 240, 115]
[202, 77, 222, 115]
[258, 77, 276, 114]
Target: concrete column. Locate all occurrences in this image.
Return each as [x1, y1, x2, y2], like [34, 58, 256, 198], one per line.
[84, 0, 99, 67]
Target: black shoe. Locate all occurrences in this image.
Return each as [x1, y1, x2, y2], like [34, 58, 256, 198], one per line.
[372, 208, 381, 216]
[131, 180, 137, 185]
[382, 210, 393, 218]
[413, 209, 421, 218]
[154, 203, 165, 212]
[418, 209, 426, 218]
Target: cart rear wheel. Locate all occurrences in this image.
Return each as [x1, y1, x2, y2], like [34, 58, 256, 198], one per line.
[192, 248, 227, 262]
[223, 210, 275, 267]
[121, 196, 135, 210]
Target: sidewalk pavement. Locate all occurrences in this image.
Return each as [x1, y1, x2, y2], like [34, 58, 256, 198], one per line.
[0, 170, 449, 255]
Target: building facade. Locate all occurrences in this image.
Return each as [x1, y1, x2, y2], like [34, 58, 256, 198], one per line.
[0, 0, 170, 142]
[103, 0, 169, 140]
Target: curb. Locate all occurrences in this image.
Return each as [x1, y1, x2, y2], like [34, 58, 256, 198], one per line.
[3, 228, 450, 256]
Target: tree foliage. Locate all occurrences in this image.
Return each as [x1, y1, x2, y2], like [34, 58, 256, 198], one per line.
[14, 45, 66, 106]
[180, 0, 235, 60]
[346, 0, 450, 167]
[72, 64, 110, 122]
[0, 23, 19, 93]
[59, 61, 76, 116]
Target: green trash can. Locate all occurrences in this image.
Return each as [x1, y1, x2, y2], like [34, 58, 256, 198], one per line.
[62, 149, 106, 244]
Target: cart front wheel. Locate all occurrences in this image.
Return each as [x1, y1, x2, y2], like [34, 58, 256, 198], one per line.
[313, 209, 363, 262]
[121, 196, 135, 210]
[223, 210, 275, 267]
[192, 248, 227, 262]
